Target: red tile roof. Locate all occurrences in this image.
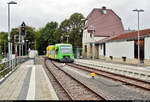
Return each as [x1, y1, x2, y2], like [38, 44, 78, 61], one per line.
[95, 28, 150, 44]
[85, 7, 124, 37]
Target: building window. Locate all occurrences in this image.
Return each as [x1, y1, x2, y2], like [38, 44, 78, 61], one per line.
[100, 44, 102, 49]
[90, 33, 92, 38]
[103, 10, 107, 14]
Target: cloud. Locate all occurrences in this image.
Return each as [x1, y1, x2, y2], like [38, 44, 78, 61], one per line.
[0, 0, 150, 32]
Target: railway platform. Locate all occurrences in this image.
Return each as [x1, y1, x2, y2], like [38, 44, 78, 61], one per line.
[74, 59, 150, 81]
[0, 59, 58, 100]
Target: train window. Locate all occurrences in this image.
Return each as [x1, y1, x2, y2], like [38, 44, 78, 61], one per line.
[60, 45, 72, 54]
[56, 49, 58, 54]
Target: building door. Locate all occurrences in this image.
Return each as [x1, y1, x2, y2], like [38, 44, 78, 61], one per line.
[103, 43, 106, 56]
[95, 44, 99, 59]
[134, 39, 144, 62]
[90, 44, 92, 58]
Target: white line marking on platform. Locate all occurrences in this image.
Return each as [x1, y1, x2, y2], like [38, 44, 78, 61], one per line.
[26, 65, 35, 100]
[41, 65, 59, 100]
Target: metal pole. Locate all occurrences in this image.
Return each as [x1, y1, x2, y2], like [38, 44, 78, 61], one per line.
[4, 42, 6, 58]
[19, 28, 21, 56]
[22, 36, 24, 56]
[67, 37, 68, 43]
[133, 9, 144, 66]
[25, 41, 27, 55]
[10, 43, 12, 59]
[35, 40, 36, 50]
[8, 4, 10, 61]
[137, 12, 140, 66]
[16, 44, 17, 56]
[22, 43, 23, 56]
[92, 31, 95, 60]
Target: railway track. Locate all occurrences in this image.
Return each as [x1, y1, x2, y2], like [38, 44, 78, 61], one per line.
[44, 60, 72, 100]
[44, 59, 105, 100]
[67, 63, 150, 92]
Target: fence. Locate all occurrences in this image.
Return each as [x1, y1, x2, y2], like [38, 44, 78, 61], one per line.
[0, 57, 28, 82]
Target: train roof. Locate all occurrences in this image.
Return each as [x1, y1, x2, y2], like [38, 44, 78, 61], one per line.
[46, 45, 55, 50]
[55, 43, 72, 46]
[46, 43, 72, 50]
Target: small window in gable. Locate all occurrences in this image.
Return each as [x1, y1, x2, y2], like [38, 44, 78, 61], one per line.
[90, 33, 92, 38]
[103, 10, 107, 14]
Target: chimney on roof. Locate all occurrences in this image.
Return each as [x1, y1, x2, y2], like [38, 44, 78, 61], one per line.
[102, 6, 107, 14]
[102, 6, 106, 10]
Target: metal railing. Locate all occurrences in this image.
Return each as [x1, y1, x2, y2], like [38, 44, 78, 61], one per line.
[0, 57, 28, 82]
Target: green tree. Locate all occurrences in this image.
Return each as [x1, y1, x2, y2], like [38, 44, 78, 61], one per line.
[0, 32, 8, 59]
[35, 22, 58, 55]
[59, 13, 85, 47]
[69, 13, 85, 47]
[35, 27, 45, 54]
[24, 26, 36, 50]
[11, 26, 36, 55]
[53, 28, 63, 44]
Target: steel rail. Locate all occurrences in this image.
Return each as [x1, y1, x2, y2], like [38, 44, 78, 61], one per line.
[44, 59, 74, 100]
[67, 63, 150, 92]
[51, 61, 106, 100]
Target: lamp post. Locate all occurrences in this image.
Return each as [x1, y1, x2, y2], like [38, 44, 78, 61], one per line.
[14, 35, 18, 57]
[133, 9, 144, 66]
[25, 40, 29, 55]
[66, 35, 69, 43]
[8, 1, 17, 61]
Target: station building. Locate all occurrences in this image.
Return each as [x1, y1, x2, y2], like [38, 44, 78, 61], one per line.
[95, 29, 150, 65]
[82, 6, 150, 65]
[82, 6, 124, 58]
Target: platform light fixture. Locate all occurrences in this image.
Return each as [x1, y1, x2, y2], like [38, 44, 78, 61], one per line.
[133, 9, 144, 66]
[8, 1, 17, 61]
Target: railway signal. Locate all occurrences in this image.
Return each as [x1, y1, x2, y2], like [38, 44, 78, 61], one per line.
[21, 22, 26, 36]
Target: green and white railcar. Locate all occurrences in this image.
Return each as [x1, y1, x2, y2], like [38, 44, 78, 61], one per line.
[46, 43, 74, 63]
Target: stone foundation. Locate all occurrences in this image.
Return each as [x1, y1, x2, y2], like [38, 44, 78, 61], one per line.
[144, 59, 150, 66]
[99, 55, 106, 60]
[98, 55, 150, 66]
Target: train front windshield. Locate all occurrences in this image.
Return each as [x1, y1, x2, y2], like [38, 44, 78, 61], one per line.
[60, 45, 72, 54]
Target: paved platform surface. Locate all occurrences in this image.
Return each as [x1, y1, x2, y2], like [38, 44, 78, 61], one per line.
[75, 59, 150, 81]
[0, 59, 58, 100]
[75, 59, 150, 71]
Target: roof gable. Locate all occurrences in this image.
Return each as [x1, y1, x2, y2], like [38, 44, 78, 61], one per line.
[85, 7, 124, 37]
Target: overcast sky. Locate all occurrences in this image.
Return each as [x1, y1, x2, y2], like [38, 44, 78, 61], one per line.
[0, 0, 150, 32]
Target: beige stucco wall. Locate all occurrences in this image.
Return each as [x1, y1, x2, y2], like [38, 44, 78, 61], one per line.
[145, 37, 150, 60]
[82, 29, 107, 58]
[106, 41, 134, 58]
[82, 29, 106, 44]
